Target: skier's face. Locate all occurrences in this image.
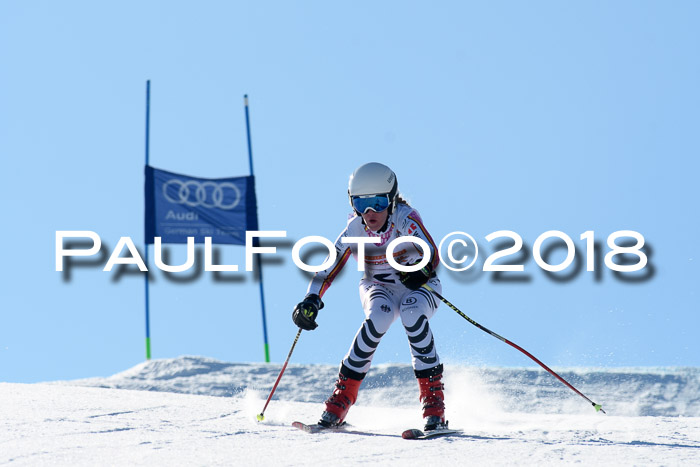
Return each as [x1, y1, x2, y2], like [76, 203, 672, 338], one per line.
[361, 208, 388, 232]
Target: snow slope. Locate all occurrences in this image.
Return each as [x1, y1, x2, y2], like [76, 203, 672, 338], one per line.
[2, 357, 699, 465]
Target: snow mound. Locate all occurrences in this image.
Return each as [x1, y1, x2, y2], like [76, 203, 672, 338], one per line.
[55, 356, 700, 417]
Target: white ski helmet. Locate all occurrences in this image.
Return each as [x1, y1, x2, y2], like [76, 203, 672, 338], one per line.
[348, 162, 399, 213]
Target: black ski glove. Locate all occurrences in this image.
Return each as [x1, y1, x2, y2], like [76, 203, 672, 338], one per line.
[398, 262, 434, 291]
[292, 294, 324, 330]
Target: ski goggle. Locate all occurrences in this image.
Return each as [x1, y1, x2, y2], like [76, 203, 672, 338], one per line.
[351, 194, 390, 214]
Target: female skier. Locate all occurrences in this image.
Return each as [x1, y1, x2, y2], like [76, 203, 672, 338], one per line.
[291, 162, 446, 431]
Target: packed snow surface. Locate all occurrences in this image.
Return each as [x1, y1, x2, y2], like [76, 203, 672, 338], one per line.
[2, 356, 699, 465]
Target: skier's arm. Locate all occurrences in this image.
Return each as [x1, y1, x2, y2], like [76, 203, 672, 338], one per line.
[398, 209, 440, 290]
[305, 227, 352, 298]
[292, 228, 351, 330]
[405, 210, 440, 271]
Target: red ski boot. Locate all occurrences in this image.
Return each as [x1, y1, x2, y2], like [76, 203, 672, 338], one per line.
[319, 370, 362, 427]
[417, 364, 446, 431]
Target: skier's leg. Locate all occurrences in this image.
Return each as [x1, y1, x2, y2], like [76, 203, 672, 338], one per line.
[341, 281, 399, 375]
[398, 277, 447, 429]
[320, 282, 399, 426]
[399, 277, 441, 372]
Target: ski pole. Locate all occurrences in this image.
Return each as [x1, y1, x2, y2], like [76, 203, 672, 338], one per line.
[257, 328, 303, 421]
[422, 284, 605, 414]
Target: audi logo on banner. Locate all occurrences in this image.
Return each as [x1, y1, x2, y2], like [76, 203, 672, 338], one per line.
[162, 179, 242, 210]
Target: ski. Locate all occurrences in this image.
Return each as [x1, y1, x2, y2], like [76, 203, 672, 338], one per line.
[292, 421, 346, 434]
[401, 427, 461, 440]
[293, 420, 460, 439]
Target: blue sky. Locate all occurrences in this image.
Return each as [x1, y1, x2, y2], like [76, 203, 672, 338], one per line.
[1, 1, 699, 383]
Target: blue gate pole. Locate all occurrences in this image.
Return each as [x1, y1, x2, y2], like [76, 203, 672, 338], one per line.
[144, 80, 152, 360]
[244, 95, 270, 363]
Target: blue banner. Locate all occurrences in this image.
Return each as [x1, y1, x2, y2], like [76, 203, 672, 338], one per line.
[145, 165, 258, 245]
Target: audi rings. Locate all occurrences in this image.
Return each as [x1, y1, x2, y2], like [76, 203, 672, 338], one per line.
[162, 179, 242, 210]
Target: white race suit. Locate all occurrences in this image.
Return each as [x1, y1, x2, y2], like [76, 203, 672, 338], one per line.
[306, 203, 442, 377]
